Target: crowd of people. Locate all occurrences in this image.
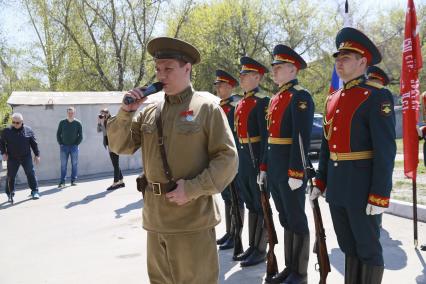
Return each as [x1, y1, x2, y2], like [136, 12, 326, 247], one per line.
[0, 106, 125, 204]
[1, 25, 426, 284]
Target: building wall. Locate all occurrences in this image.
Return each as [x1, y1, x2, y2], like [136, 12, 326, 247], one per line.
[13, 104, 143, 184]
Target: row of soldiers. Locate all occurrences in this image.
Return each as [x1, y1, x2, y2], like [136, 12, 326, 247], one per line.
[215, 27, 395, 284]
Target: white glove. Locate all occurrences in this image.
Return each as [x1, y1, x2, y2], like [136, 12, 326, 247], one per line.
[310, 187, 324, 200]
[366, 204, 386, 215]
[288, 177, 303, 191]
[257, 171, 267, 186]
[417, 125, 422, 138]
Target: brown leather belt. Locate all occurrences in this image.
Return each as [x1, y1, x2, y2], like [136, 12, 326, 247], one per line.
[146, 182, 177, 195]
[329, 150, 373, 161]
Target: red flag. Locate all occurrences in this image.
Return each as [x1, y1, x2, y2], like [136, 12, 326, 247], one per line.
[401, 0, 423, 179]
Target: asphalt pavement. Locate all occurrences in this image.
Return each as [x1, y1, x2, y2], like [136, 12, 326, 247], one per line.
[0, 173, 425, 284]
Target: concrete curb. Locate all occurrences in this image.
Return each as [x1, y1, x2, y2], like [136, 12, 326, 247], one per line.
[386, 198, 426, 222]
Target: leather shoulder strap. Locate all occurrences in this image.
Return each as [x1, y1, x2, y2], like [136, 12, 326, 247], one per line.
[155, 101, 174, 182]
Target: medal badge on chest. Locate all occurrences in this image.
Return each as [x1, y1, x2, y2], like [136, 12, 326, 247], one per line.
[180, 110, 194, 122]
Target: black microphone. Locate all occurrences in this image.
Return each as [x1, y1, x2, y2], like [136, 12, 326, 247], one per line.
[123, 82, 164, 105]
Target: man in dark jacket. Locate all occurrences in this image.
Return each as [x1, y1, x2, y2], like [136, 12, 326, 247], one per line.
[0, 113, 40, 204]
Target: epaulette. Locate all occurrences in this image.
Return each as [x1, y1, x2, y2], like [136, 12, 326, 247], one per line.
[292, 85, 311, 96]
[254, 92, 269, 99]
[365, 80, 384, 90]
[293, 85, 304, 91]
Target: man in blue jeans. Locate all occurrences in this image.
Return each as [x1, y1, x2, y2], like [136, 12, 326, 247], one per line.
[0, 113, 41, 204]
[56, 106, 83, 188]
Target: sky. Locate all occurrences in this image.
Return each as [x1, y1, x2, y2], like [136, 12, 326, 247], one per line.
[0, 0, 419, 49]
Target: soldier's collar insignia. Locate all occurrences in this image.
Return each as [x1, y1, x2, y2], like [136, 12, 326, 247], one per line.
[380, 102, 392, 116]
[244, 87, 259, 98]
[220, 97, 231, 106]
[278, 79, 298, 94]
[344, 76, 366, 90]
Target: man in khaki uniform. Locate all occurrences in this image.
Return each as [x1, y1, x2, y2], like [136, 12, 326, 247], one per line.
[107, 37, 238, 284]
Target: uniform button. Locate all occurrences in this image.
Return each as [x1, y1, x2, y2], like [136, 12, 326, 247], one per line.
[274, 107, 277, 110]
[341, 93, 345, 97]
[333, 144, 336, 149]
[333, 127, 337, 131]
[239, 123, 241, 125]
[270, 133, 273, 136]
[334, 162, 338, 167]
[268, 146, 271, 150]
[242, 101, 245, 104]
[364, 91, 368, 95]
[272, 120, 275, 123]
[279, 95, 282, 98]
[239, 111, 242, 114]
[336, 109, 340, 113]
[241, 146, 244, 149]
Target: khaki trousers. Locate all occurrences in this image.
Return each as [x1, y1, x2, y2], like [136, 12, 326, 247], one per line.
[147, 228, 218, 284]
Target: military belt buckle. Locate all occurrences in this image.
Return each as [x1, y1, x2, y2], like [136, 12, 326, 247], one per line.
[152, 183, 162, 195]
[330, 152, 338, 161]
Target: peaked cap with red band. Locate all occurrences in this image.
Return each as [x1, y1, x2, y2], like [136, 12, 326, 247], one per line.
[214, 69, 239, 87]
[272, 44, 307, 70]
[367, 65, 390, 86]
[333, 27, 382, 65]
[240, 56, 269, 75]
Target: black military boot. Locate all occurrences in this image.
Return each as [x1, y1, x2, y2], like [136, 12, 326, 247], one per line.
[267, 230, 293, 283]
[232, 207, 246, 257]
[217, 203, 232, 245]
[240, 214, 267, 267]
[234, 211, 257, 261]
[283, 233, 309, 284]
[221, 207, 245, 250]
[345, 255, 361, 284]
[360, 263, 384, 284]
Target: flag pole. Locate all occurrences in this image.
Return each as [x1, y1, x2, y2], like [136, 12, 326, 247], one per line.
[413, 177, 418, 247]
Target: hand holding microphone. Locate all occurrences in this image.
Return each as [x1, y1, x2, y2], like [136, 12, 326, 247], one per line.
[122, 82, 164, 112]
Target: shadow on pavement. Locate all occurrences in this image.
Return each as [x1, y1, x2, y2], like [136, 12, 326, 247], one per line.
[329, 247, 345, 276]
[381, 228, 407, 270]
[64, 190, 114, 209]
[114, 199, 144, 218]
[415, 248, 426, 283]
[218, 248, 266, 283]
[0, 197, 33, 210]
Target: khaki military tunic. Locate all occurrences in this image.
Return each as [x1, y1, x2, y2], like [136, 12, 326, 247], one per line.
[107, 86, 238, 234]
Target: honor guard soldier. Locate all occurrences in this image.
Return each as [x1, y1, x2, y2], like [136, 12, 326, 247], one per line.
[214, 69, 245, 250]
[262, 45, 314, 284]
[367, 65, 391, 229]
[234, 56, 270, 267]
[107, 37, 238, 284]
[311, 27, 396, 284]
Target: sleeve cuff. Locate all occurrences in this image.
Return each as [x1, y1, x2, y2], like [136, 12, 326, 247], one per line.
[368, 193, 390, 208]
[288, 169, 304, 179]
[314, 178, 326, 192]
[183, 179, 204, 200]
[116, 108, 136, 121]
[259, 163, 267, 171]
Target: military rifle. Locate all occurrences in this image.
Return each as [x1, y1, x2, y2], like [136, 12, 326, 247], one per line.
[298, 133, 330, 284]
[246, 133, 278, 279]
[229, 181, 243, 258]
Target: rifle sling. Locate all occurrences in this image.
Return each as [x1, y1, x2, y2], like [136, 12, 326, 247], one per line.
[155, 101, 175, 185]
